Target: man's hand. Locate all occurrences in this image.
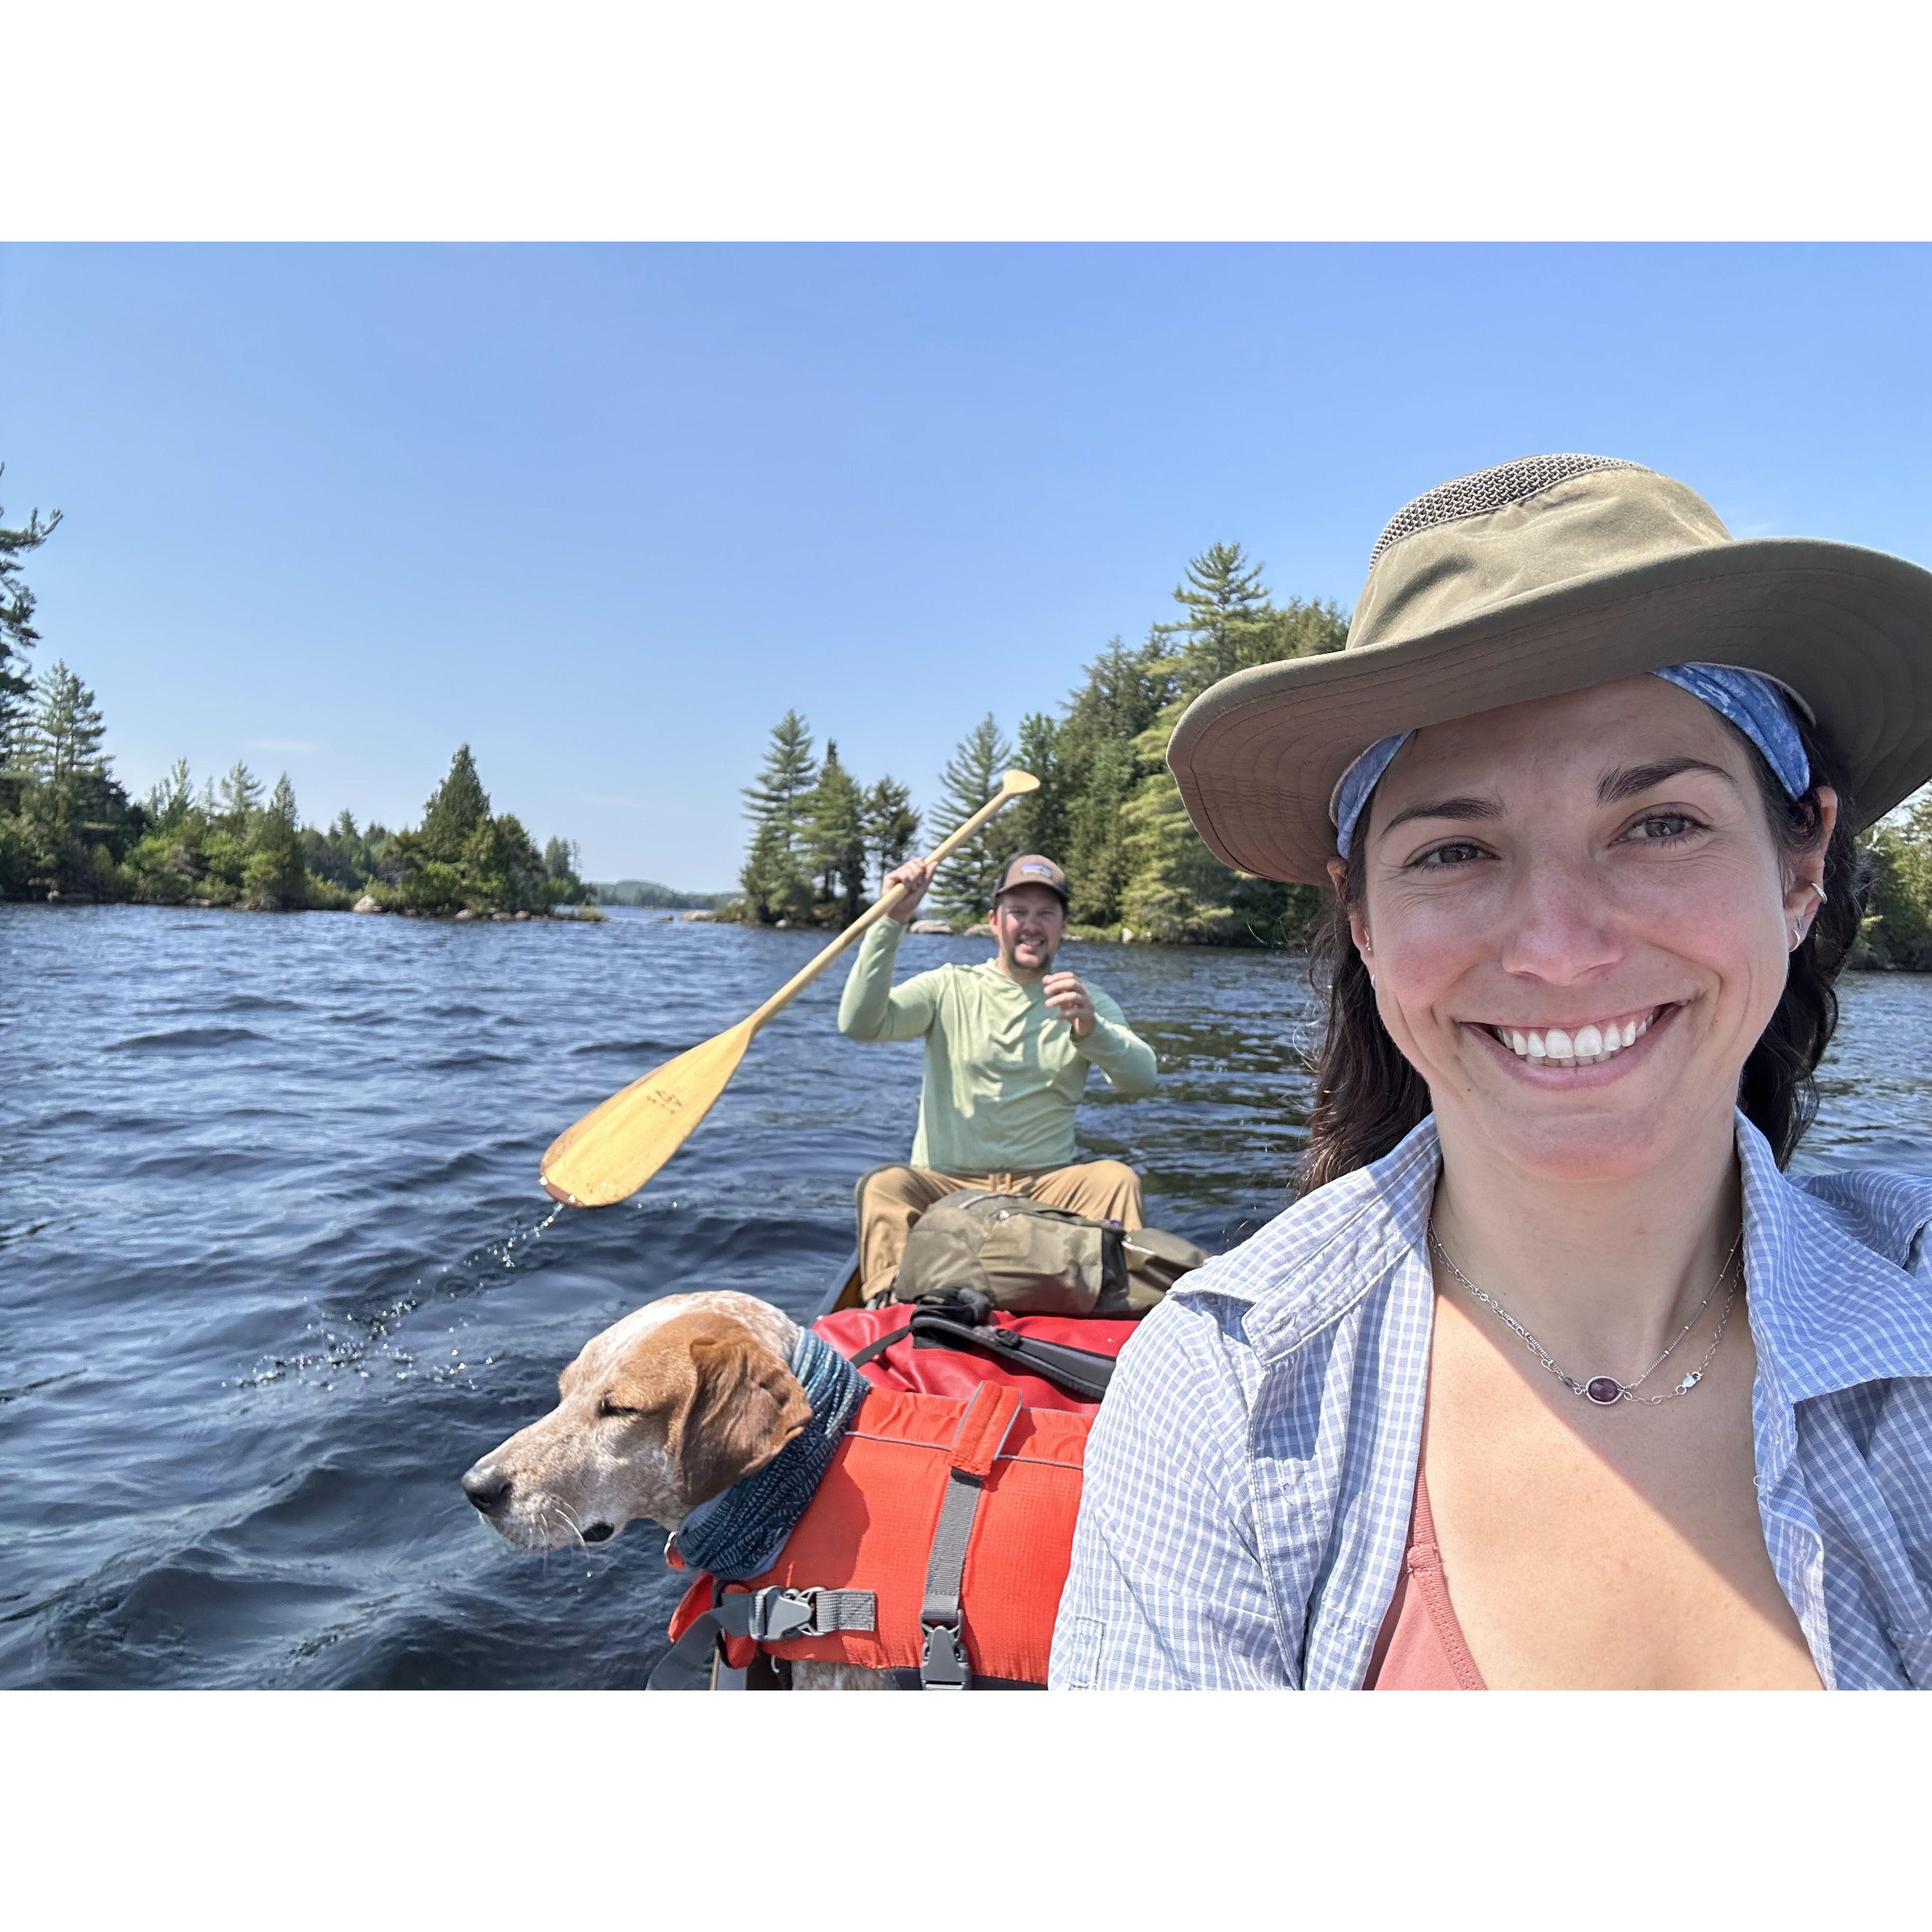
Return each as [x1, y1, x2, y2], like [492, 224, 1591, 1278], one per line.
[881, 856, 937, 924]
[1043, 970, 1095, 1039]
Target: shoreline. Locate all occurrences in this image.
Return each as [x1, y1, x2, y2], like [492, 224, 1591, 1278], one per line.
[13, 897, 1929, 971]
[10, 893, 604, 922]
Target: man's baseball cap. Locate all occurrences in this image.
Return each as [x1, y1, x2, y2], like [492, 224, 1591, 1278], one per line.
[991, 854, 1070, 908]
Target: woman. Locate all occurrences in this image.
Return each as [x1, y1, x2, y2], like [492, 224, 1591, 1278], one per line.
[1051, 454, 1932, 1690]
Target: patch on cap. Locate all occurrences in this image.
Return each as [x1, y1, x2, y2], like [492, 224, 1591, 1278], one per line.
[992, 853, 1069, 904]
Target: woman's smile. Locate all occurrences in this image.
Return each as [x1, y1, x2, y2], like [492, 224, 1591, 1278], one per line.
[1462, 1000, 1684, 1081]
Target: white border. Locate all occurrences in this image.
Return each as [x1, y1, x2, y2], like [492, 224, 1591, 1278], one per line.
[4, 1688, 1921, 1923]
[6, 2, 1929, 241]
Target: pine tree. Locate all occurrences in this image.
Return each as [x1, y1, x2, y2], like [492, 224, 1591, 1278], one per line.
[0, 475, 61, 751]
[861, 775, 921, 891]
[542, 836, 588, 905]
[19, 660, 110, 850]
[740, 819, 805, 924]
[243, 772, 306, 908]
[218, 761, 263, 825]
[739, 712, 818, 922]
[1047, 635, 1175, 924]
[1154, 541, 1275, 700]
[930, 713, 1019, 919]
[1010, 712, 1065, 863]
[807, 740, 868, 923]
[380, 745, 547, 912]
[302, 808, 378, 892]
[743, 712, 819, 855]
[419, 744, 490, 859]
[20, 661, 108, 788]
[148, 757, 194, 827]
[12, 659, 128, 890]
[1156, 543, 1266, 696]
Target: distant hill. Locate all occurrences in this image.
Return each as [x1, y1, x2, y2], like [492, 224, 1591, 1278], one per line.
[591, 879, 734, 909]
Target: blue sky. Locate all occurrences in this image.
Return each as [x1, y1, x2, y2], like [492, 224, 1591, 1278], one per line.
[3, 243, 1928, 888]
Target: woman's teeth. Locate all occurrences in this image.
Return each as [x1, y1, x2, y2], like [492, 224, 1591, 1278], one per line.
[1488, 1010, 1656, 1068]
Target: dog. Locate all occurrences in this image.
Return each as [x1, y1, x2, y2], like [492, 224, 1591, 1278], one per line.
[461, 1290, 895, 1688]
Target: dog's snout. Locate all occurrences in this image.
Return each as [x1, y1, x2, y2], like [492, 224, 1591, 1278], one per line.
[462, 1462, 513, 1515]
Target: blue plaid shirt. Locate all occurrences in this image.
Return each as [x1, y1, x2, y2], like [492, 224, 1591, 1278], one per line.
[1052, 1115, 1932, 1690]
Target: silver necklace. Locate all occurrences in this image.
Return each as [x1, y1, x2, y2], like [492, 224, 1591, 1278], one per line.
[1427, 1225, 1743, 1407]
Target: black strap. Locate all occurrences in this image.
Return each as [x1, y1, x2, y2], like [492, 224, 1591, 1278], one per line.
[841, 1311, 1118, 1402]
[909, 1312, 1118, 1402]
[846, 1324, 913, 1368]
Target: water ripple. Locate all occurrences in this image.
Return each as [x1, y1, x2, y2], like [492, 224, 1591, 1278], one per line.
[105, 1026, 267, 1052]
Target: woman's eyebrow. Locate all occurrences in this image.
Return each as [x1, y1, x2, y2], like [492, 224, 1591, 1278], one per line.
[1377, 794, 1502, 836]
[1598, 757, 1739, 804]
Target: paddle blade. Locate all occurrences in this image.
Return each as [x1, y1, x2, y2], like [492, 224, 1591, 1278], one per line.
[539, 1020, 753, 1208]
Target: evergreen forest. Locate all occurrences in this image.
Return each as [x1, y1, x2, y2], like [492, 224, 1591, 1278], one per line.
[734, 540, 1932, 964]
[0, 486, 591, 916]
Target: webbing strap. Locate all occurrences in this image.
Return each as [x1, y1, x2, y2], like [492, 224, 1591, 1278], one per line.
[918, 1382, 1022, 1689]
[845, 1324, 913, 1368]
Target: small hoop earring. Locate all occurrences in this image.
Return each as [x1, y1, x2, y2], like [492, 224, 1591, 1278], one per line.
[1812, 882, 1828, 906]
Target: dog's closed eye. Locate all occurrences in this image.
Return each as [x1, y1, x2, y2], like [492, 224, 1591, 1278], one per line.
[597, 1395, 648, 1419]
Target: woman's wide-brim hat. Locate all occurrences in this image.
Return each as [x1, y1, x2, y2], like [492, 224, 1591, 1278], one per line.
[1167, 454, 1932, 886]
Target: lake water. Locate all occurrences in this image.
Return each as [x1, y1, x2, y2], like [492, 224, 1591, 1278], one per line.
[5, 903, 1930, 1688]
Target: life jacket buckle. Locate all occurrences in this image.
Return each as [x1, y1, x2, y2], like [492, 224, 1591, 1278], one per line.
[919, 1618, 973, 1690]
[746, 1587, 820, 1642]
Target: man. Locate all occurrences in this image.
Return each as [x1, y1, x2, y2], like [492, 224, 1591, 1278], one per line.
[837, 850, 1159, 1298]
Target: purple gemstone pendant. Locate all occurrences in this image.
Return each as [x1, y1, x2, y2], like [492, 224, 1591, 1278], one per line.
[1584, 1376, 1625, 1405]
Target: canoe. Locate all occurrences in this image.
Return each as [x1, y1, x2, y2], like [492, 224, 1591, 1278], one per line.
[810, 1249, 866, 1321]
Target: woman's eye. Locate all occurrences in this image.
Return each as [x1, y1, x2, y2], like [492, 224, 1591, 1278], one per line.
[1410, 840, 1486, 870]
[1625, 811, 1702, 843]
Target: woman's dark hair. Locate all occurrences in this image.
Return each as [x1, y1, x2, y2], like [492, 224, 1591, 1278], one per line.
[1298, 706, 1870, 1193]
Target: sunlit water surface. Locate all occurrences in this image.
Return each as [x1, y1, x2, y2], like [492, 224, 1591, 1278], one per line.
[4, 903, 1928, 1687]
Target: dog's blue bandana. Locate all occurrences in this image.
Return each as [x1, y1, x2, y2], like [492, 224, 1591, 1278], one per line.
[1330, 662, 1812, 859]
[669, 1325, 867, 1583]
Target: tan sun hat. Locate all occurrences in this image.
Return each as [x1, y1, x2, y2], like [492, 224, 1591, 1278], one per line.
[1167, 454, 1932, 886]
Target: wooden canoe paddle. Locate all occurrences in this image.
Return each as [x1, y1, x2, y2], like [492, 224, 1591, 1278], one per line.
[540, 767, 1040, 1207]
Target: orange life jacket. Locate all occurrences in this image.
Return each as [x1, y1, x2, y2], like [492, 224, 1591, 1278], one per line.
[663, 1380, 1088, 1689]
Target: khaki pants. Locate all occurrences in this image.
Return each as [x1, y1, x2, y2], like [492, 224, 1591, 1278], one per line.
[855, 1160, 1145, 1300]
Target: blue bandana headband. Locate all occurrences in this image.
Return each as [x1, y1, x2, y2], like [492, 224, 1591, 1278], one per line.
[1330, 662, 1813, 860]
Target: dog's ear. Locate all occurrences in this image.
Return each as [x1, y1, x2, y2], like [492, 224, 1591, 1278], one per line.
[604, 1311, 812, 1509]
[674, 1324, 814, 1506]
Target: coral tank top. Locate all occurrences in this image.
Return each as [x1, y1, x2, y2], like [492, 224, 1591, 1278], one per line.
[1366, 1466, 1486, 1690]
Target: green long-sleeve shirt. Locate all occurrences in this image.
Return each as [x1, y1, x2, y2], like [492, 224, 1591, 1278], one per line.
[836, 920, 1159, 1171]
